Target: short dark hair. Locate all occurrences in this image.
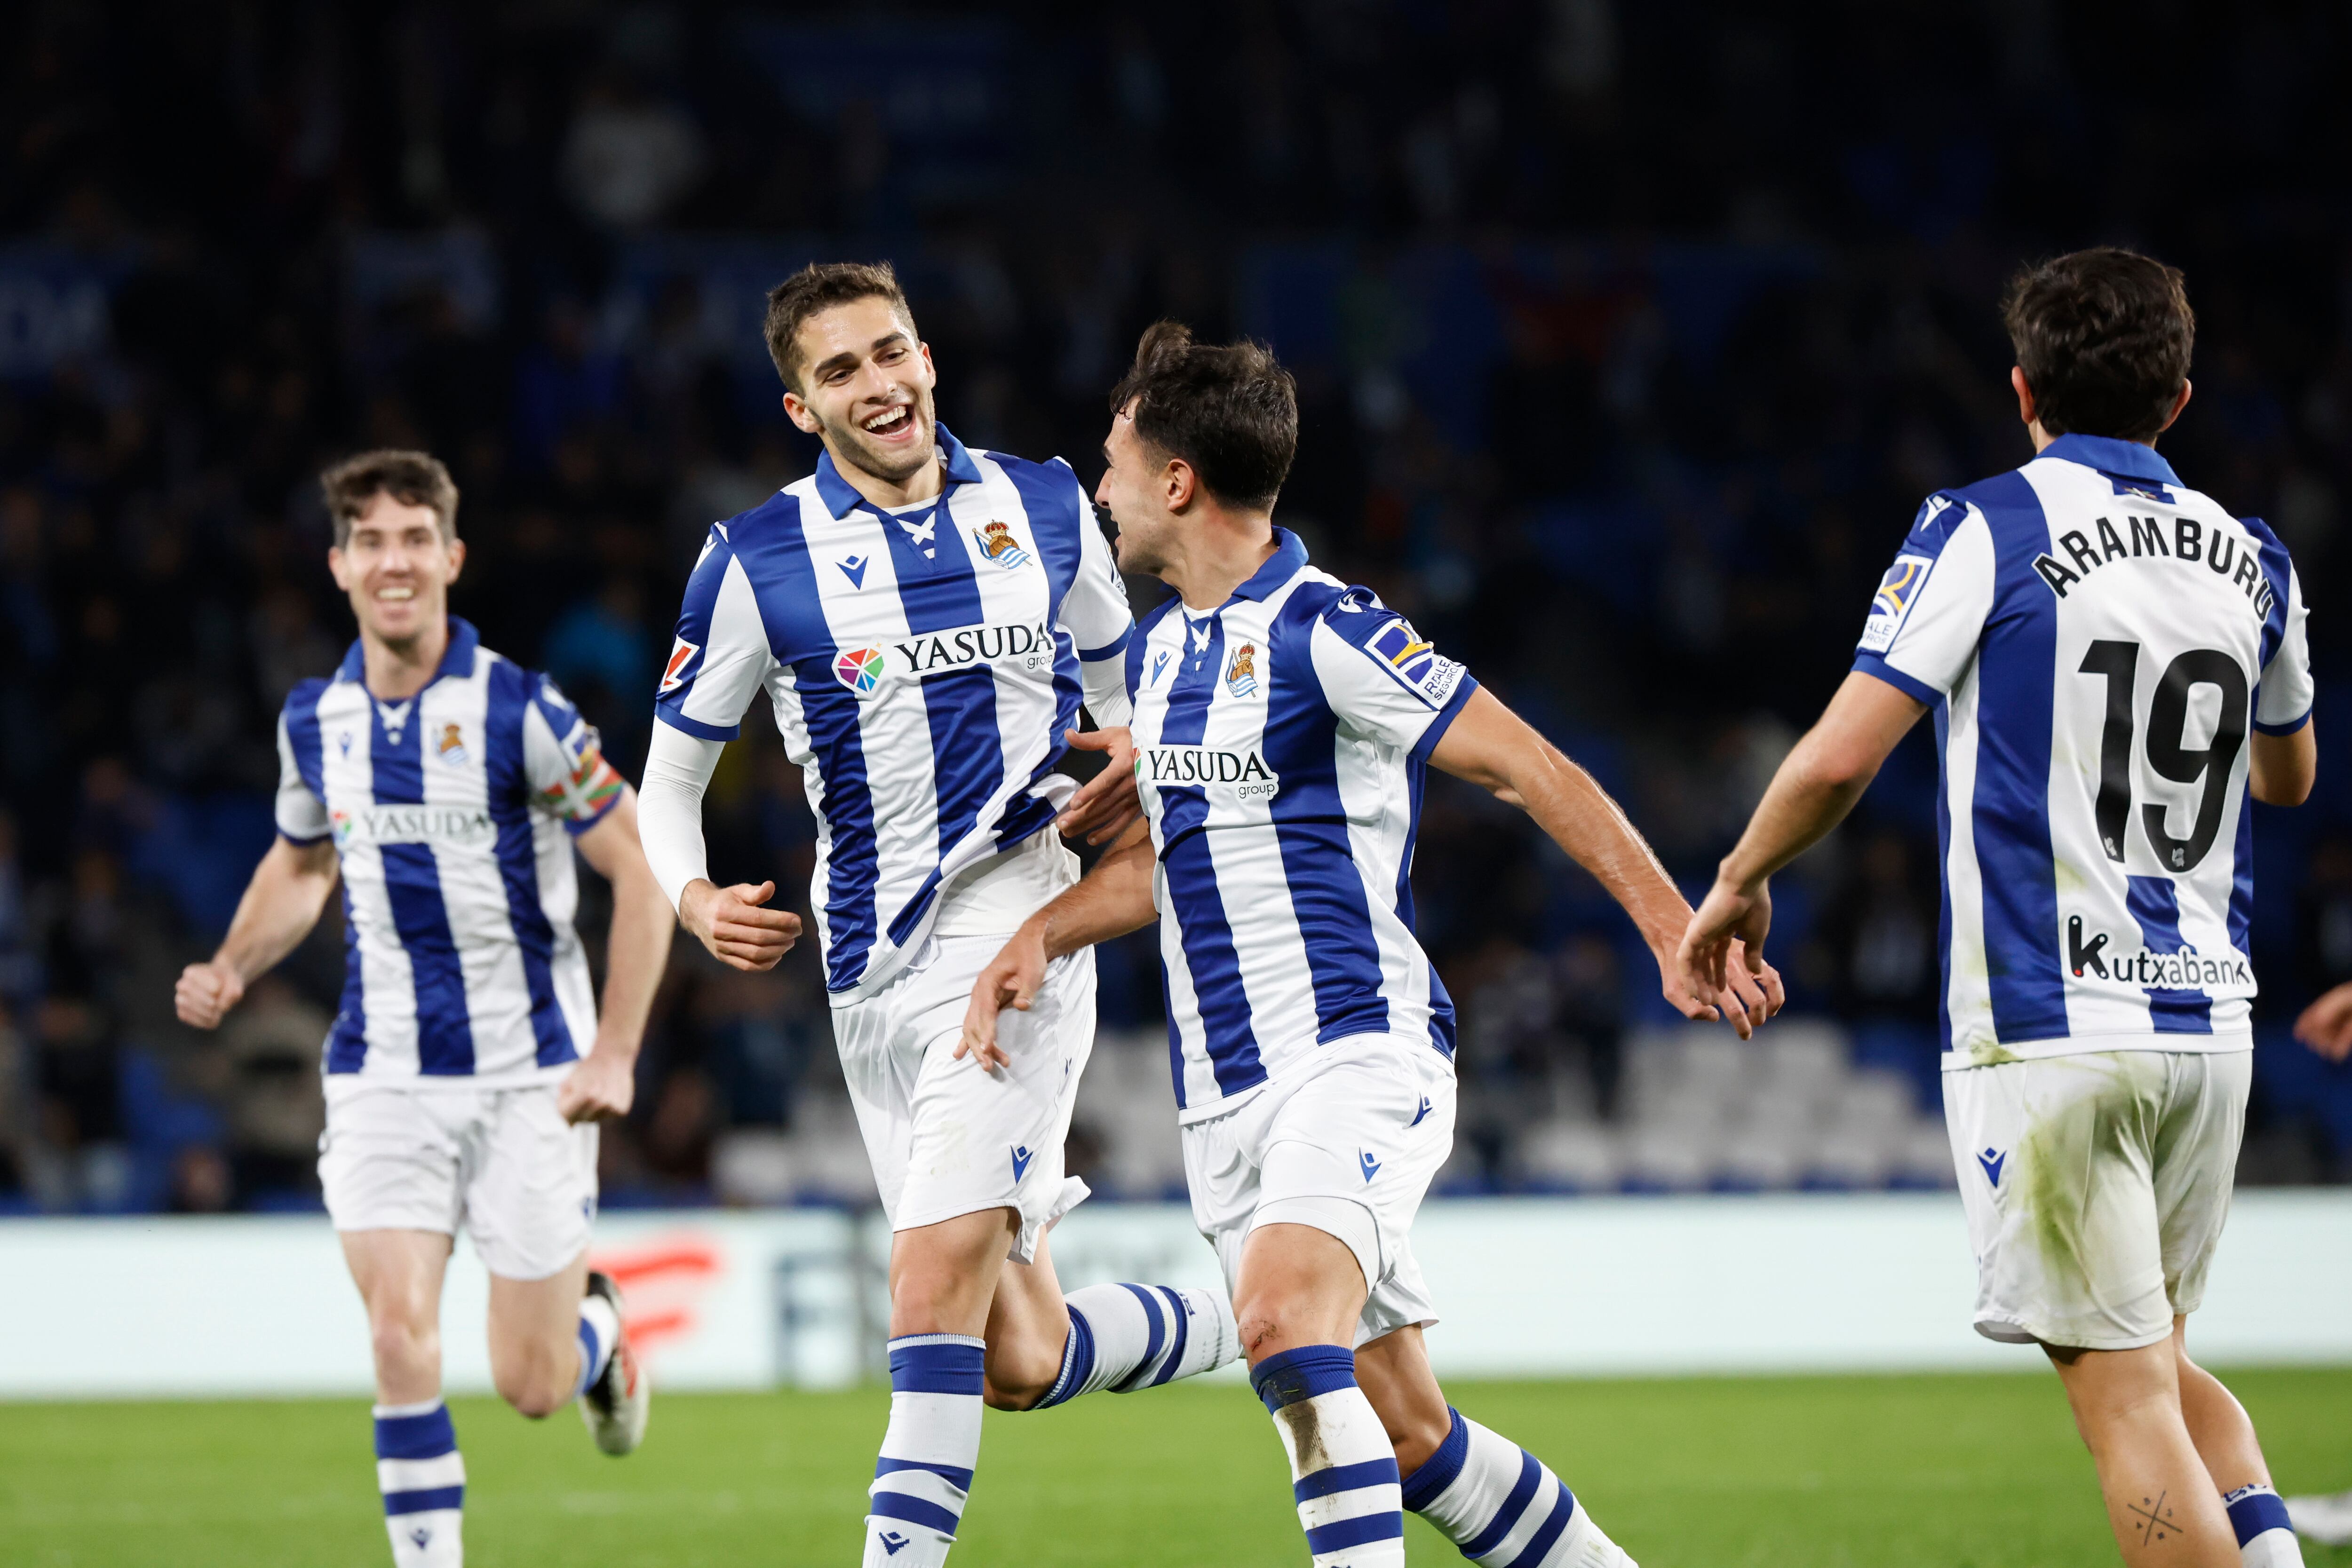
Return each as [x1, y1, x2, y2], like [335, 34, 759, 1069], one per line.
[320, 449, 459, 547]
[1109, 322, 1297, 512]
[763, 260, 917, 393]
[2001, 247, 2195, 442]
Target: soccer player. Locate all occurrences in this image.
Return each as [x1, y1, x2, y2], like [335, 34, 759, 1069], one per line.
[174, 451, 670, 1568]
[963, 323, 1782, 1568]
[1679, 249, 2314, 1568]
[634, 262, 1240, 1568]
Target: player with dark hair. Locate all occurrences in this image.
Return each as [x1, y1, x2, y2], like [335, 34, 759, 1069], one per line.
[636, 265, 1241, 1568]
[1680, 247, 2316, 1568]
[175, 450, 670, 1568]
[964, 322, 1781, 1568]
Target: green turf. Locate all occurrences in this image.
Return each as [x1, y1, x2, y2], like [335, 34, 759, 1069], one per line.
[5, 1371, 2349, 1566]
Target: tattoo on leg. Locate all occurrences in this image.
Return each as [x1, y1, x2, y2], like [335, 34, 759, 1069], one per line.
[2126, 1489, 2178, 1546]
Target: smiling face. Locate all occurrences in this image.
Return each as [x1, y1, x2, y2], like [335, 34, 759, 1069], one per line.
[327, 492, 464, 654]
[780, 295, 939, 488]
[1095, 398, 1180, 578]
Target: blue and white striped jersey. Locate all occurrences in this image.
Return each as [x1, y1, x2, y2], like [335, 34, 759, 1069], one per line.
[1128, 530, 1474, 1119]
[1853, 434, 2314, 1067]
[275, 619, 624, 1086]
[654, 426, 1133, 1001]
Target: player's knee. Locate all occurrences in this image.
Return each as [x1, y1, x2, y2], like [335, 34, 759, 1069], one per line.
[368, 1311, 438, 1382]
[980, 1335, 1064, 1412]
[493, 1352, 571, 1419]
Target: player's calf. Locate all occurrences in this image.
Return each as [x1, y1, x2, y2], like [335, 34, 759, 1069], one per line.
[1022, 1283, 1239, 1408]
[2049, 1340, 2244, 1568]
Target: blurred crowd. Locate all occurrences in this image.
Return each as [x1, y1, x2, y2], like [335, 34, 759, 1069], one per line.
[4, 0, 2352, 1212]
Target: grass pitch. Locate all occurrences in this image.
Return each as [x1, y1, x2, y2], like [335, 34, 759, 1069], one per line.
[8, 1370, 2351, 1567]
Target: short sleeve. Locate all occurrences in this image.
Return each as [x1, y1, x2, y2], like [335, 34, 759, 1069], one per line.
[1851, 493, 1997, 704]
[273, 711, 330, 844]
[1065, 486, 1135, 726]
[655, 527, 777, 742]
[524, 675, 625, 835]
[2255, 552, 2314, 734]
[1306, 588, 1478, 760]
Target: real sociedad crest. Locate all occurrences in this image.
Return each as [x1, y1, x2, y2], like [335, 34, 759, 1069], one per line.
[437, 723, 468, 766]
[972, 520, 1032, 570]
[1225, 642, 1260, 697]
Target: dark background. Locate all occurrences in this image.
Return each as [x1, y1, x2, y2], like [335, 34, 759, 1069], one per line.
[5, 0, 2352, 1213]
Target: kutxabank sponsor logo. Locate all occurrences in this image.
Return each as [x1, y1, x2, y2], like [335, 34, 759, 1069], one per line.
[2066, 916, 2253, 990]
[330, 804, 496, 848]
[1140, 744, 1280, 800]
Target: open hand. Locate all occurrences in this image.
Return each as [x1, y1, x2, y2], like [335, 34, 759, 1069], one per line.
[1671, 877, 1784, 1040]
[2296, 981, 2352, 1062]
[680, 879, 801, 972]
[1057, 728, 1142, 846]
[959, 926, 1048, 1072]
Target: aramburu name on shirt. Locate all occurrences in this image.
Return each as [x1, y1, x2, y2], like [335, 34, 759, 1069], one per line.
[330, 804, 498, 848]
[1139, 745, 1281, 800]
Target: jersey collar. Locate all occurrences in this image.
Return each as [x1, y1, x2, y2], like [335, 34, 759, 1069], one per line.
[336, 615, 481, 689]
[1226, 527, 1311, 603]
[813, 422, 986, 521]
[2042, 432, 2181, 487]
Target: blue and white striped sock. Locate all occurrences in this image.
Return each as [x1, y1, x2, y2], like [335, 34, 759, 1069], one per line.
[1251, 1345, 1406, 1568]
[865, 1335, 985, 1567]
[574, 1294, 619, 1400]
[1034, 1283, 1239, 1407]
[374, 1399, 464, 1568]
[1400, 1406, 1611, 1567]
[2225, 1484, 2303, 1568]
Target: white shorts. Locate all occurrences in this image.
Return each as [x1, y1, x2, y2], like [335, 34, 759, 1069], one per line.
[1946, 1048, 2249, 1351]
[318, 1084, 598, 1282]
[834, 935, 1096, 1265]
[1182, 1034, 1455, 1348]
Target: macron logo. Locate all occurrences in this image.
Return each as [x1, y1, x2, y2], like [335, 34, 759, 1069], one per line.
[839, 555, 868, 588]
[1411, 1096, 1431, 1127]
[878, 1530, 911, 1555]
[1359, 1151, 1381, 1183]
[1011, 1146, 1034, 1181]
[1977, 1148, 2006, 1188]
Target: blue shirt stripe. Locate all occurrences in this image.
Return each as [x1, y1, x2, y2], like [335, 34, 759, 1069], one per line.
[2125, 875, 2213, 1033]
[1966, 472, 2071, 1044]
[486, 662, 577, 1068]
[369, 696, 474, 1075]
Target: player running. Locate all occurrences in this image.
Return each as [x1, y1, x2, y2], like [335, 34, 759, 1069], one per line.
[174, 450, 669, 1568]
[634, 262, 1240, 1568]
[1679, 248, 2315, 1568]
[963, 323, 1781, 1568]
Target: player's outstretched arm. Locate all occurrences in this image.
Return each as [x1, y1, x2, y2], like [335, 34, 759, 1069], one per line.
[1679, 671, 1927, 1008]
[960, 819, 1158, 1071]
[562, 789, 677, 1123]
[2294, 980, 2352, 1062]
[1427, 686, 1784, 1037]
[174, 836, 340, 1029]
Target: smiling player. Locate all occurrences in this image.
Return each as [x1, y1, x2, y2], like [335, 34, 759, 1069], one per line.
[175, 450, 672, 1568]
[965, 324, 1782, 1568]
[634, 263, 1240, 1568]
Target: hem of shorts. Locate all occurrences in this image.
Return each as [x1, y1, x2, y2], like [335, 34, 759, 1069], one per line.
[1175, 1030, 1443, 1125]
[324, 1065, 573, 1097]
[1941, 1029, 2253, 1070]
[1974, 1315, 2173, 1352]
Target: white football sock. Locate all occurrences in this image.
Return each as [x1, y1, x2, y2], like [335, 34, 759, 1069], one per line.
[2226, 1485, 2304, 1568]
[1035, 1283, 1239, 1406]
[1401, 1406, 1620, 1566]
[865, 1335, 985, 1568]
[1250, 1345, 1406, 1568]
[374, 1398, 463, 1568]
[574, 1293, 619, 1400]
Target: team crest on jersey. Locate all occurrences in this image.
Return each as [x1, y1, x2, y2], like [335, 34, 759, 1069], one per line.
[1859, 554, 1932, 652]
[660, 636, 699, 695]
[834, 646, 887, 695]
[972, 520, 1032, 570]
[436, 724, 467, 767]
[1225, 642, 1260, 697]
